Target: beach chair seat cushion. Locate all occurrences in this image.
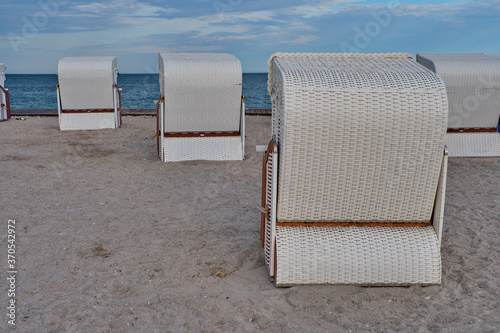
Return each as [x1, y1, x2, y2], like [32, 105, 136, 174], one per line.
[275, 225, 441, 286]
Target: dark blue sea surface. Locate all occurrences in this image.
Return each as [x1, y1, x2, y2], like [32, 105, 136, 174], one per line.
[242, 73, 270, 110]
[117, 73, 160, 109]
[5, 73, 271, 110]
[6, 74, 58, 109]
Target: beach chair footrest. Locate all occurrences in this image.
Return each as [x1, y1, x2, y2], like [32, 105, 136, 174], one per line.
[59, 112, 120, 130]
[274, 225, 441, 286]
[162, 136, 243, 161]
[446, 132, 500, 157]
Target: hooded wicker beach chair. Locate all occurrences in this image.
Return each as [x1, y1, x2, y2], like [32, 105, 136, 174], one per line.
[417, 54, 500, 157]
[57, 56, 121, 130]
[0, 63, 10, 122]
[156, 53, 244, 162]
[261, 53, 448, 286]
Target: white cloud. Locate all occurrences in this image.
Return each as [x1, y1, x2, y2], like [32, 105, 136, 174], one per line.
[339, 1, 500, 21]
[285, 0, 366, 18]
[73, 3, 108, 13]
[207, 10, 276, 23]
[280, 35, 318, 44]
[158, 45, 225, 53]
[3, 0, 500, 73]
[73, 0, 177, 17]
[207, 35, 259, 41]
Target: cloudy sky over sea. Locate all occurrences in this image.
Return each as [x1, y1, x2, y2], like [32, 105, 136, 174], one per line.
[1, 0, 499, 73]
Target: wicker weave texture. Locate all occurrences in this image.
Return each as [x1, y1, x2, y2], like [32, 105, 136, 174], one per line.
[159, 53, 242, 132]
[0, 63, 5, 84]
[446, 132, 500, 157]
[261, 135, 447, 285]
[0, 63, 8, 121]
[417, 54, 500, 129]
[162, 136, 243, 162]
[275, 226, 441, 286]
[58, 56, 118, 110]
[59, 113, 118, 131]
[268, 53, 448, 223]
[432, 151, 447, 248]
[0, 63, 5, 121]
[0, 64, 5, 92]
[263, 148, 275, 274]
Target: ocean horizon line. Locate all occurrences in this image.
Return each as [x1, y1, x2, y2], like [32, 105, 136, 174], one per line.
[9, 108, 272, 117]
[5, 72, 269, 75]
[4, 73, 271, 109]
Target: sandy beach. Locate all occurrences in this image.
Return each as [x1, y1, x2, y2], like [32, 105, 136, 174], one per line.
[1, 115, 499, 332]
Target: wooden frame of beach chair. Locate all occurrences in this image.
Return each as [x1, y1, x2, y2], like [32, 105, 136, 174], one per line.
[417, 54, 500, 157]
[0, 63, 10, 122]
[156, 53, 244, 162]
[57, 56, 122, 131]
[261, 53, 448, 286]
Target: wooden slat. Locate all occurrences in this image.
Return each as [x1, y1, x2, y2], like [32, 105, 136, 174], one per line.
[276, 221, 431, 227]
[447, 128, 497, 133]
[61, 109, 115, 113]
[261, 140, 274, 246]
[163, 131, 240, 138]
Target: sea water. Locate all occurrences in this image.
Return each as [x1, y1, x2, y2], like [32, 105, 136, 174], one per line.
[5, 73, 271, 110]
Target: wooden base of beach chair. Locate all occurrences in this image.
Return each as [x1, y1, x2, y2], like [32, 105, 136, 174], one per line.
[58, 111, 122, 131]
[446, 132, 500, 157]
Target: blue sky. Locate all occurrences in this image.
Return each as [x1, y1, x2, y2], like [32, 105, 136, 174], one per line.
[0, 0, 499, 73]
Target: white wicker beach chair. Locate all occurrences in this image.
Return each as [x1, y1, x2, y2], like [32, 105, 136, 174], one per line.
[157, 53, 244, 162]
[57, 56, 121, 130]
[0, 63, 10, 122]
[261, 53, 448, 286]
[417, 54, 500, 157]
